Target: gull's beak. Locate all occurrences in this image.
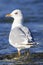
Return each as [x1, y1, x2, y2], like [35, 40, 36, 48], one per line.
[5, 14, 11, 17]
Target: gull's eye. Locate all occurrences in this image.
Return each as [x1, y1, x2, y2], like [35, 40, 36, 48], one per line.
[15, 12, 18, 14]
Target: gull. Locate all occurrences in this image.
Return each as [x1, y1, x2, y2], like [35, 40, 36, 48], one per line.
[6, 9, 36, 56]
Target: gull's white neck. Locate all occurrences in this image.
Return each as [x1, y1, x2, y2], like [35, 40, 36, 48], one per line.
[11, 19, 22, 30]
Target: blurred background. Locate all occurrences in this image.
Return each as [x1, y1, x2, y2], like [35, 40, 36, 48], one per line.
[0, 0, 43, 22]
[0, 0, 43, 64]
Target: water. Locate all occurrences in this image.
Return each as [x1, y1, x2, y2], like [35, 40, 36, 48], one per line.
[0, 0, 43, 65]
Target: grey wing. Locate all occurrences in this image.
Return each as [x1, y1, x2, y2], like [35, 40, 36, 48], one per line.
[21, 26, 33, 42]
[25, 27, 37, 45]
[9, 27, 27, 44]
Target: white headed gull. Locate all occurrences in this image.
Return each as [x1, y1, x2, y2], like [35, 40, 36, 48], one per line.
[6, 9, 36, 56]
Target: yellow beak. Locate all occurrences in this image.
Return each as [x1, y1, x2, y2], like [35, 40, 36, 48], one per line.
[5, 14, 11, 17]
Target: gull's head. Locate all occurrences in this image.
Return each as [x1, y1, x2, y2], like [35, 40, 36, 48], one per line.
[6, 9, 23, 21]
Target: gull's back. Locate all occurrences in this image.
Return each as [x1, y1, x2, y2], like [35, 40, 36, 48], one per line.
[9, 26, 33, 48]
